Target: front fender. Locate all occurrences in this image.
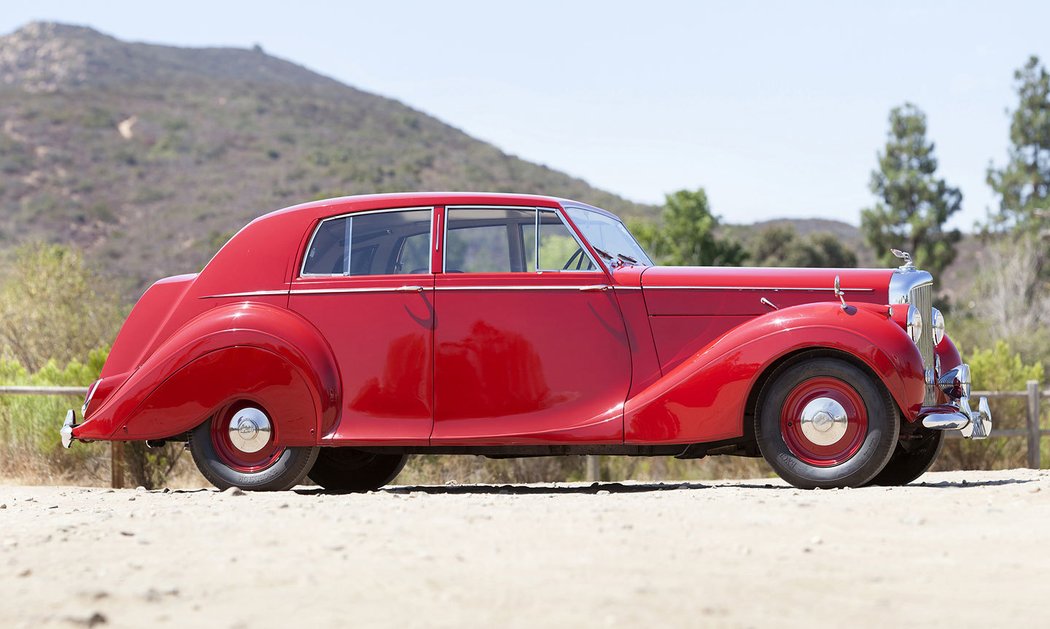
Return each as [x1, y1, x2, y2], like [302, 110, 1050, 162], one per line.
[74, 302, 340, 444]
[624, 302, 925, 444]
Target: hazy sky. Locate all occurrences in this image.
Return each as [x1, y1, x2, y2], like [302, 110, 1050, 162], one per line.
[3, 1, 1048, 229]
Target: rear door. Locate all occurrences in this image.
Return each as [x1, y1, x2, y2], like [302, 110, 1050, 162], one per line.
[290, 207, 435, 444]
[431, 206, 631, 444]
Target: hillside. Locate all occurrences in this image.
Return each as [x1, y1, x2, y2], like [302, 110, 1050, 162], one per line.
[0, 22, 654, 294]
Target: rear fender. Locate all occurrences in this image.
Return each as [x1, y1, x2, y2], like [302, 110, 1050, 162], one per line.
[73, 303, 339, 444]
[624, 302, 925, 444]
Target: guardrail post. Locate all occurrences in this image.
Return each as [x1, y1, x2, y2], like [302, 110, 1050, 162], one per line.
[111, 441, 125, 488]
[1027, 380, 1041, 469]
[585, 455, 601, 482]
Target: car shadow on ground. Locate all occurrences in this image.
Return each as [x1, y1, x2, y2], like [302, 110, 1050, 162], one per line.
[366, 476, 1034, 495]
[293, 481, 713, 496]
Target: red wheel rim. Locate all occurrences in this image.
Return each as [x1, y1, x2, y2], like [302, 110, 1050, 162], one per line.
[779, 376, 868, 467]
[210, 404, 285, 473]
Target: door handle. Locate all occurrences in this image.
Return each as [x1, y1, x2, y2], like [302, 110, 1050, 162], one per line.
[394, 285, 424, 293]
[578, 285, 612, 292]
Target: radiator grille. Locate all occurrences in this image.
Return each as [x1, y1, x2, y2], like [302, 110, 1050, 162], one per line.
[910, 282, 935, 403]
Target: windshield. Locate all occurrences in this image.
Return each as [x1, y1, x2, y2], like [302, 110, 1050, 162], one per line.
[565, 207, 653, 267]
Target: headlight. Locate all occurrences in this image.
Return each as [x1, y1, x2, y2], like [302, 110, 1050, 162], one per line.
[931, 308, 945, 345]
[906, 305, 922, 343]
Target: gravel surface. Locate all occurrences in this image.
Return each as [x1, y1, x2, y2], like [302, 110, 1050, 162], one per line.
[1, 469, 1048, 628]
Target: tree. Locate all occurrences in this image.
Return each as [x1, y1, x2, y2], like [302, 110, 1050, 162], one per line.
[861, 103, 962, 277]
[633, 188, 746, 266]
[750, 225, 858, 268]
[986, 56, 1050, 238]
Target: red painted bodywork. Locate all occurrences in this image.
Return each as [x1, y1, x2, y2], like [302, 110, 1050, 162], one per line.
[73, 192, 932, 451]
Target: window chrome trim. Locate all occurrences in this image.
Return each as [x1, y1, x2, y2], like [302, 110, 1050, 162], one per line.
[642, 285, 875, 292]
[299, 206, 434, 278]
[442, 205, 600, 274]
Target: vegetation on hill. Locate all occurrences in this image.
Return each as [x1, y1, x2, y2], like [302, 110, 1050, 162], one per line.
[0, 22, 654, 296]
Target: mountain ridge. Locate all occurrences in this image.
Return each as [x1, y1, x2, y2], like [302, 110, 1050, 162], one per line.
[0, 22, 662, 294]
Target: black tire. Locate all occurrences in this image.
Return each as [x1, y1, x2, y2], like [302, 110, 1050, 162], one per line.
[188, 411, 319, 492]
[865, 427, 943, 486]
[308, 448, 408, 492]
[756, 357, 900, 489]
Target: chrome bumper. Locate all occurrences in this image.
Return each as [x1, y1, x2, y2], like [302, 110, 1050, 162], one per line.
[921, 396, 992, 439]
[61, 409, 76, 449]
[918, 364, 992, 439]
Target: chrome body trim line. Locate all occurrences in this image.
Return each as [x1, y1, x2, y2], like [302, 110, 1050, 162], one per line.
[208, 283, 633, 298]
[292, 286, 434, 295]
[428, 287, 604, 294]
[203, 289, 290, 299]
[641, 285, 874, 292]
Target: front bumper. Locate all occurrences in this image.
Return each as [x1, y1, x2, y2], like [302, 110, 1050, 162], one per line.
[917, 363, 993, 439]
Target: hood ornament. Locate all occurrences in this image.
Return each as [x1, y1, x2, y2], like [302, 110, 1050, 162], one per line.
[890, 248, 915, 270]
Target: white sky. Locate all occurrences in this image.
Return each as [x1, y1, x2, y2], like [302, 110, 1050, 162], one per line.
[3, 1, 1048, 229]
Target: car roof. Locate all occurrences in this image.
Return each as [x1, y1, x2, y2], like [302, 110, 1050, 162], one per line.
[258, 192, 620, 223]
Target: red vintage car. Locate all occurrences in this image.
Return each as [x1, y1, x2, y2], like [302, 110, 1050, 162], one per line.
[61, 193, 991, 490]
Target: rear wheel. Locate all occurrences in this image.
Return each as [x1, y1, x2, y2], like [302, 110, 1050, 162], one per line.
[189, 402, 318, 491]
[756, 357, 900, 489]
[865, 427, 943, 486]
[308, 448, 408, 492]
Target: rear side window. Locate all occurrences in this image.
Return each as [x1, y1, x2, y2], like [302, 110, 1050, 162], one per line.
[302, 208, 432, 276]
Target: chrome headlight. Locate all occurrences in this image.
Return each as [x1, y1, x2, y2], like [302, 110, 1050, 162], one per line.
[931, 308, 945, 345]
[906, 305, 922, 343]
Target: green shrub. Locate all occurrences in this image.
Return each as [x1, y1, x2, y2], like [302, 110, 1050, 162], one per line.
[937, 340, 1045, 470]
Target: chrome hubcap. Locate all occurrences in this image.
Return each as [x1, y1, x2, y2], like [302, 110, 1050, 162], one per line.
[799, 397, 848, 446]
[227, 407, 271, 453]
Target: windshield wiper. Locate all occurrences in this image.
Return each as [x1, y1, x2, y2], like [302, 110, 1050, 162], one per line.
[617, 253, 639, 265]
[593, 246, 616, 262]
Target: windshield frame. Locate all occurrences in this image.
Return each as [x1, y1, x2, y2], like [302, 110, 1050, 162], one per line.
[562, 204, 654, 269]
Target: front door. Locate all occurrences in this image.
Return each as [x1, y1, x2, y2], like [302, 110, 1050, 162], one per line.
[432, 206, 631, 444]
[290, 206, 435, 444]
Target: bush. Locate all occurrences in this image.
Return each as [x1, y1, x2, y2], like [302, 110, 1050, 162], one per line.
[0, 350, 110, 481]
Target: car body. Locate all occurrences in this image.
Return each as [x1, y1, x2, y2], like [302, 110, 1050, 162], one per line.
[61, 192, 991, 490]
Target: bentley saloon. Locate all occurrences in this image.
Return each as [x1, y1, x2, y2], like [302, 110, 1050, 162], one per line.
[61, 193, 991, 490]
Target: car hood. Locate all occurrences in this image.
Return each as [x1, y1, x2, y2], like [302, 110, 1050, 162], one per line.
[635, 266, 894, 316]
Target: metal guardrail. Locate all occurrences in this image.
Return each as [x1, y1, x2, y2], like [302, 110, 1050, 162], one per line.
[1, 383, 1045, 487]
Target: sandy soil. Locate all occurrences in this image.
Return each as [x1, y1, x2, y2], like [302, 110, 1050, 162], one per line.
[1, 469, 1048, 628]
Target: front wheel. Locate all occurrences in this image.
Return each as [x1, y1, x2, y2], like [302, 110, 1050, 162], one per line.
[189, 402, 318, 491]
[756, 357, 900, 489]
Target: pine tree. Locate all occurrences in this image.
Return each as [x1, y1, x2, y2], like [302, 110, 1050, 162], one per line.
[986, 55, 1050, 238]
[861, 103, 962, 276]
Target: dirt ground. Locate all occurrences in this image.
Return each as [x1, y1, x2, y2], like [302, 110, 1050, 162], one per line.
[1, 468, 1048, 628]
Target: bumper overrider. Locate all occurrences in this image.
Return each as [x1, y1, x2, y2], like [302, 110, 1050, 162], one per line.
[917, 364, 993, 439]
[61, 409, 76, 448]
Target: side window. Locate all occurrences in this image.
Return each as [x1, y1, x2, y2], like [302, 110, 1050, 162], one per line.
[302, 208, 432, 276]
[445, 209, 534, 273]
[303, 217, 349, 275]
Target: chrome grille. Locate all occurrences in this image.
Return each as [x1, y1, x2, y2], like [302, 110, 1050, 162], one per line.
[910, 282, 936, 404]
